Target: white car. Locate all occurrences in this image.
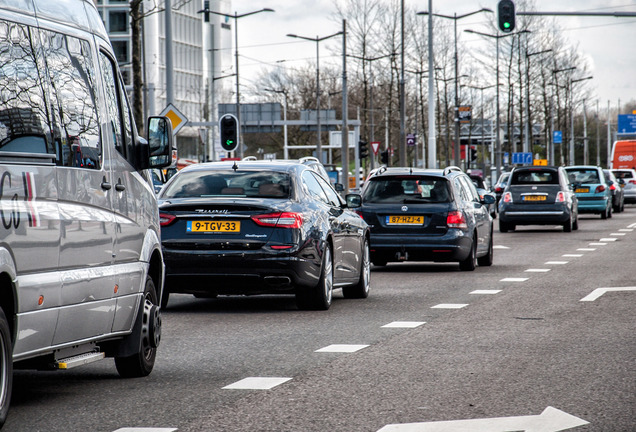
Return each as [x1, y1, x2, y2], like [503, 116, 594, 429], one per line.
[612, 169, 636, 203]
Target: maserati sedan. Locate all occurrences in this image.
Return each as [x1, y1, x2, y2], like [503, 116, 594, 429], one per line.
[158, 161, 370, 310]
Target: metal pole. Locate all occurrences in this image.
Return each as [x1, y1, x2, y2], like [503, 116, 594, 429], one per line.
[341, 20, 349, 194]
[583, 100, 588, 164]
[453, 15, 461, 168]
[234, 11, 242, 159]
[495, 36, 501, 181]
[165, 0, 174, 105]
[596, 100, 600, 166]
[569, 78, 574, 165]
[283, 93, 288, 159]
[399, 0, 406, 167]
[607, 100, 611, 166]
[427, 0, 436, 169]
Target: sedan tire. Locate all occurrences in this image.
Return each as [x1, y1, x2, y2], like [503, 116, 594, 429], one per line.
[296, 244, 333, 310]
[343, 238, 370, 299]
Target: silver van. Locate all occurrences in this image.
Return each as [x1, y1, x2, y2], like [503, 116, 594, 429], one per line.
[0, 0, 173, 425]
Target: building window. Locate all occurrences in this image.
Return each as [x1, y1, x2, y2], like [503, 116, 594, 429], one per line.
[111, 40, 128, 63]
[109, 10, 128, 33]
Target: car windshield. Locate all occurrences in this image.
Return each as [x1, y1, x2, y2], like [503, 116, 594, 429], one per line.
[511, 170, 558, 185]
[566, 169, 600, 184]
[363, 176, 450, 203]
[161, 170, 292, 199]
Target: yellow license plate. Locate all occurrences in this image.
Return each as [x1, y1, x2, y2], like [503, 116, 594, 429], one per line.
[387, 215, 424, 225]
[575, 188, 589, 193]
[187, 220, 240, 233]
[523, 195, 546, 201]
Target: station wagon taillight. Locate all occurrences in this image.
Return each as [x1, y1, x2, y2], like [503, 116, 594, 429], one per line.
[447, 211, 468, 229]
[252, 212, 303, 228]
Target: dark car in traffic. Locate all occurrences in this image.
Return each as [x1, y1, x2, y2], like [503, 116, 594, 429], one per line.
[158, 161, 370, 310]
[356, 166, 495, 271]
[470, 174, 496, 219]
[498, 166, 578, 232]
[604, 169, 625, 213]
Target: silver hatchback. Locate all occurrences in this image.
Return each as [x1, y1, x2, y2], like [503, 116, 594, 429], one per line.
[612, 169, 636, 204]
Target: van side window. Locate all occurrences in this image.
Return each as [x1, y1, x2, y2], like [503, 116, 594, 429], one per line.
[99, 51, 134, 165]
[41, 30, 101, 169]
[0, 20, 55, 155]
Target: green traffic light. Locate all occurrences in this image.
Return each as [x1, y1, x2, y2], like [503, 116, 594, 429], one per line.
[226, 140, 234, 145]
[504, 22, 510, 28]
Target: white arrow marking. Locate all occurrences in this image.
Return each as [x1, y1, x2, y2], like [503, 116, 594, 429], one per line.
[377, 406, 588, 432]
[580, 286, 636, 302]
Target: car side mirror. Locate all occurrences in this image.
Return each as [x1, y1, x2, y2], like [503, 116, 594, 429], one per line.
[481, 194, 495, 205]
[334, 183, 345, 192]
[147, 116, 174, 169]
[345, 193, 362, 208]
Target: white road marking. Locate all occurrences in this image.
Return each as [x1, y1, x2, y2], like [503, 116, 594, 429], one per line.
[223, 377, 292, 390]
[493, 245, 509, 249]
[382, 321, 426, 328]
[600, 237, 618, 242]
[628, 223, 636, 229]
[588, 242, 607, 246]
[377, 406, 588, 432]
[114, 429, 177, 432]
[525, 268, 550, 273]
[315, 344, 369, 353]
[577, 248, 596, 251]
[545, 261, 568, 265]
[611, 232, 626, 236]
[470, 290, 501, 295]
[619, 228, 633, 232]
[431, 303, 468, 309]
[580, 287, 636, 302]
[562, 254, 583, 257]
[499, 277, 529, 282]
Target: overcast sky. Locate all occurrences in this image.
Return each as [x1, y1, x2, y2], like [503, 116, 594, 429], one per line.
[232, 0, 636, 110]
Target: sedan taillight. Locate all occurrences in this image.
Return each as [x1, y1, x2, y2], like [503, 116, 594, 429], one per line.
[595, 185, 606, 193]
[251, 212, 303, 228]
[447, 211, 468, 229]
[159, 213, 176, 227]
[502, 192, 513, 203]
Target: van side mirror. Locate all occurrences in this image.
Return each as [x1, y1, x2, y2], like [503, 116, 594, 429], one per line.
[147, 116, 174, 169]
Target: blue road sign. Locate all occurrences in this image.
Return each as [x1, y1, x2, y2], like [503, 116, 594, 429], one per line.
[617, 115, 636, 134]
[553, 130, 562, 144]
[512, 152, 533, 165]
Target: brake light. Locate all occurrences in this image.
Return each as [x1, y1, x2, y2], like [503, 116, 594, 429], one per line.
[495, 187, 503, 193]
[555, 191, 566, 202]
[502, 192, 513, 203]
[159, 213, 176, 227]
[629, 180, 636, 185]
[595, 185, 606, 193]
[251, 212, 303, 228]
[447, 211, 468, 229]
[609, 184, 616, 191]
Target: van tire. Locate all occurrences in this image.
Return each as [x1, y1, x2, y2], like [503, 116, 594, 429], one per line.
[0, 308, 13, 427]
[115, 276, 159, 378]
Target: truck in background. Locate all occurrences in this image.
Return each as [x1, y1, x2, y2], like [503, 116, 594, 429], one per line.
[610, 140, 636, 170]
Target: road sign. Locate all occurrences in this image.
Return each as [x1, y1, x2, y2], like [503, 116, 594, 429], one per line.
[457, 105, 472, 123]
[533, 159, 548, 166]
[370, 141, 380, 155]
[160, 103, 188, 135]
[617, 114, 636, 134]
[553, 130, 562, 144]
[406, 134, 416, 146]
[512, 152, 532, 164]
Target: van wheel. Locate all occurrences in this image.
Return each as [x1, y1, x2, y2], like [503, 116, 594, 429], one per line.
[296, 244, 333, 310]
[0, 309, 13, 427]
[343, 239, 370, 299]
[115, 276, 160, 378]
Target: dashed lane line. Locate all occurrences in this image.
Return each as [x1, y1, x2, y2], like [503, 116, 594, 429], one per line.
[382, 321, 426, 328]
[499, 277, 529, 282]
[525, 268, 550, 273]
[470, 290, 501, 295]
[222, 377, 292, 390]
[315, 344, 369, 353]
[431, 303, 468, 309]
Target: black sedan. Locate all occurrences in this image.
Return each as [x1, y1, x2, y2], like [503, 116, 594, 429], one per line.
[355, 166, 495, 271]
[158, 161, 370, 310]
[498, 166, 578, 232]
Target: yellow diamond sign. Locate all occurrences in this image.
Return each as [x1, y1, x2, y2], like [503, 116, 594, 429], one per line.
[159, 103, 188, 135]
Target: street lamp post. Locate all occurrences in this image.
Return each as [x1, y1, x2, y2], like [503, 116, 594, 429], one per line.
[570, 75, 593, 165]
[436, 74, 468, 167]
[287, 31, 344, 164]
[467, 84, 497, 183]
[202, 7, 274, 159]
[524, 48, 552, 153]
[418, 8, 493, 169]
[464, 28, 530, 181]
[551, 66, 576, 165]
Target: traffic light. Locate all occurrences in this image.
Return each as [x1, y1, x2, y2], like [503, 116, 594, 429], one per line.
[470, 146, 477, 162]
[358, 140, 369, 160]
[380, 150, 389, 165]
[219, 114, 239, 152]
[497, 0, 515, 33]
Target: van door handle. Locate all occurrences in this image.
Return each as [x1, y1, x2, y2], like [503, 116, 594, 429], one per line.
[115, 180, 126, 192]
[101, 177, 112, 190]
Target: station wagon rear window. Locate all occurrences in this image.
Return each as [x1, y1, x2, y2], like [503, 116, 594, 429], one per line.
[162, 170, 292, 199]
[363, 176, 450, 203]
[566, 169, 600, 184]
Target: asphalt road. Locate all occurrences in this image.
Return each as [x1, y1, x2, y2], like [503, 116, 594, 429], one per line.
[6, 209, 636, 432]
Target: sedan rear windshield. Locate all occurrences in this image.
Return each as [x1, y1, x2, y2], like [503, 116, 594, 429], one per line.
[566, 169, 600, 184]
[363, 176, 450, 203]
[511, 170, 559, 185]
[613, 170, 634, 179]
[161, 170, 292, 199]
